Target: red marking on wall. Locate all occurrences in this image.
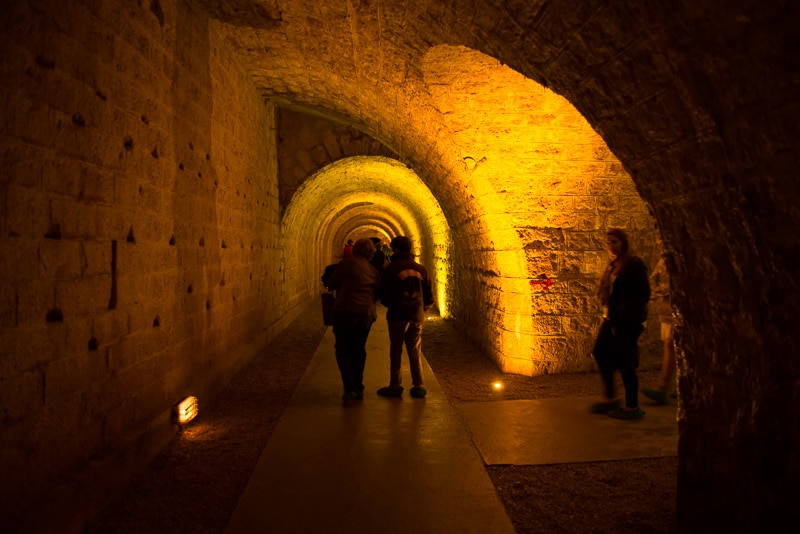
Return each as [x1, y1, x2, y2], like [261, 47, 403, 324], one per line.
[529, 276, 553, 291]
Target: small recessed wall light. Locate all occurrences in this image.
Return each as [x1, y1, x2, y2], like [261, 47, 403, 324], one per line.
[173, 396, 199, 425]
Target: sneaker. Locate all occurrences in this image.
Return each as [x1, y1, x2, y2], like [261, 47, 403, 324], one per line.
[410, 386, 427, 398]
[377, 385, 404, 397]
[342, 391, 363, 401]
[607, 407, 646, 420]
[642, 387, 669, 405]
[589, 400, 620, 413]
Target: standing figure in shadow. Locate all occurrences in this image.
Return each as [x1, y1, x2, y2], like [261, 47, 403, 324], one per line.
[326, 238, 380, 401]
[369, 237, 387, 274]
[591, 228, 651, 420]
[642, 236, 677, 404]
[376, 236, 434, 399]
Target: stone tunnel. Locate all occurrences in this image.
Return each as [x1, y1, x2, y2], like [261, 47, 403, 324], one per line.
[1, 0, 798, 531]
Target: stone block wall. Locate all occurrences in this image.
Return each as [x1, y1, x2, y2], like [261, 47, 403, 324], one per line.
[0, 0, 292, 527]
[276, 107, 397, 213]
[271, 43, 661, 378]
[420, 46, 659, 375]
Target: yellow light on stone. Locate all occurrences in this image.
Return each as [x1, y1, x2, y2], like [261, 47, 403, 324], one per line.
[174, 396, 199, 425]
[492, 382, 503, 391]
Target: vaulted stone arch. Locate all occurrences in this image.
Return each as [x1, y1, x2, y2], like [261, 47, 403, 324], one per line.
[267, 36, 651, 375]
[209, 3, 799, 527]
[280, 156, 451, 314]
[1, 1, 797, 531]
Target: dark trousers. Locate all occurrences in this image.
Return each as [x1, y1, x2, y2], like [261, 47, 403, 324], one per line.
[387, 321, 424, 387]
[333, 312, 374, 393]
[593, 320, 643, 408]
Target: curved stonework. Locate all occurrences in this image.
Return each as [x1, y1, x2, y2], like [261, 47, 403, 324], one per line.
[281, 155, 449, 313]
[1, 0, 797, 531]
[271, 40, 652, 376]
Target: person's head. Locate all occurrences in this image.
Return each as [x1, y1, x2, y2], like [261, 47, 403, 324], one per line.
[370, 237, 382, 247]
[389, 236, 413, 254]
[605, 228, 630, 258]
[352, 238, 375, 260]
[346, 239, 354, 246]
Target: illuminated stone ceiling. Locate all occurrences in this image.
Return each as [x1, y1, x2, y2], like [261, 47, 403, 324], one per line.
[199, 0, 650, 374]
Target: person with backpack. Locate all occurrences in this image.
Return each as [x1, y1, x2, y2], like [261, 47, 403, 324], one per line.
[376, 236, 434, 398]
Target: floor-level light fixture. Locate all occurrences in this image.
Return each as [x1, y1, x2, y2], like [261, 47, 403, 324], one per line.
[173, 396, 199, 426]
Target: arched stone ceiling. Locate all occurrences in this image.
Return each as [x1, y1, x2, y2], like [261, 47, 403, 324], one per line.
[330, 207, 405, 244]
[195, 3, 800, 531]
[281, 156, 450, 313]
[209, 3, 640, 374]
[324, 201, 415, 257]
[206, 3, 494, 229]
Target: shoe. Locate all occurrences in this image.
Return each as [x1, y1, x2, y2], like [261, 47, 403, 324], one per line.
[607, 407, 646, 420]
[642, 387, 669, 405]
[342, 391, 363, 401]
[377, 385, 404, 397]
[410, 386, 427, 398]
[589, 400, 620, 413]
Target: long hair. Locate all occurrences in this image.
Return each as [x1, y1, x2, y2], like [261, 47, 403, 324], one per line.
[606, 228, 630, 258]
[597, 228, 632, 304]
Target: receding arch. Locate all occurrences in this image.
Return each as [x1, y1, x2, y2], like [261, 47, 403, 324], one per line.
[266, 38, 654, 376]
[281, 156, 451, 315]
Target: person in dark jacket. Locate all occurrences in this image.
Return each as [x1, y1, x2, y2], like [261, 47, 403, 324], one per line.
[326, 238, 380, 401]
[369, 237, 387, 274]
[591, 228, 650, 419]
[376, 236, 434, 398]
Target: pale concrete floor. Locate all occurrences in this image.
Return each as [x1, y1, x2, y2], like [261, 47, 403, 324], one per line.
[225, 316, 677, 534]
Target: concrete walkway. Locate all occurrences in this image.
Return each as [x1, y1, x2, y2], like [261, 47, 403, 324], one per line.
[226, 314, 677, 533]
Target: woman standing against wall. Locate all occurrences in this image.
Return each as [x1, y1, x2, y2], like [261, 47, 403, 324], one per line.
[591, 228, 651, 420]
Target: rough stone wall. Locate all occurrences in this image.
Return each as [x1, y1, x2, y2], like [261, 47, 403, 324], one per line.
[272, 46, 660, 378]
[209, 0, 800, 524]
[276, 107, 397, 213]
[421, 46, 658, 375]
[0, 0, 289, 528]
[461, 1, 800, 530]
[2, 0, 797, 530]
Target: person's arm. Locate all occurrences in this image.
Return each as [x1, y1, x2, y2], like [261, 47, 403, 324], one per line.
[632, 258, 651, 306]
[327, 263, 342, 291]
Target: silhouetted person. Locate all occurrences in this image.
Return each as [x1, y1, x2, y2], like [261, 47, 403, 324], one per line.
[591, 228, 650, 419]
[369, 237, 387, 273]
[326, 238, 379, 401]
[376, 236, 434, 398]
[642, 237, 677, 404]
